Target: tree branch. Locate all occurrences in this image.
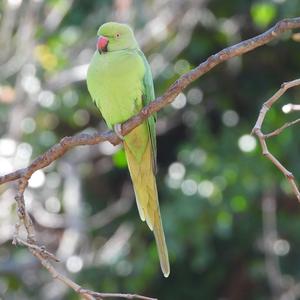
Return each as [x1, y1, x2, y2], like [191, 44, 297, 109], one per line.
[252, 78, 300, 201]
[1, 17, 300, 300]
[1, 17, 300, 186]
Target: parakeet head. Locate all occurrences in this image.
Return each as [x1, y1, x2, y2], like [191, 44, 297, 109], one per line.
[96, 22, 138, 53]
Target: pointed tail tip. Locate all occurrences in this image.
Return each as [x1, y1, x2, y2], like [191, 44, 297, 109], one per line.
[163, 270, 170, 278]
[162, 264, 170, 278]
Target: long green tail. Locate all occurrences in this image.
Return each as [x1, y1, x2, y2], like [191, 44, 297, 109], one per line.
[123, 123, 170, 277]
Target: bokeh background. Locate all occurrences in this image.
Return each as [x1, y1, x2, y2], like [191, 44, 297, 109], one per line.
[1, 0, 300, 299]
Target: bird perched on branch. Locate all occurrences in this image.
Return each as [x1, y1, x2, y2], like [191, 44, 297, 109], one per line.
[86, 22, 170, 277]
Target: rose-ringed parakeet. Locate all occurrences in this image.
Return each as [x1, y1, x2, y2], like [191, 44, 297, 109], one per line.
[86, 22, 170, 277]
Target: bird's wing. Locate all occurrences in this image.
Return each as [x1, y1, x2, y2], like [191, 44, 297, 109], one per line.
[137, 49, 157, 173]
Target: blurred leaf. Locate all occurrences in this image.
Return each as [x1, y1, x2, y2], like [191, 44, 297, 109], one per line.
[113, 148, 128, 168]
[251, 3, 277, 28]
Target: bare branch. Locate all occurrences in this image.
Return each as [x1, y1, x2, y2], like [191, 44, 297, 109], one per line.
[252, 79, 300, 201]
[1, 17, 300, 300]
[282, 103, 300, 113]
[264, 118, 300, 138]
[83, 291, 157, 300]
[2, 17, 300, 186]
[15, 234, 154, 300]
[14, 237, 60, 262]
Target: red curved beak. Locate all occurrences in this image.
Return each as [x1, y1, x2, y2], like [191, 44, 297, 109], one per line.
[97, 36, 109, 53]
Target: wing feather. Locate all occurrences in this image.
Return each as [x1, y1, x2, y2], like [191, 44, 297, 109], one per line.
[137, 49, 157, 173]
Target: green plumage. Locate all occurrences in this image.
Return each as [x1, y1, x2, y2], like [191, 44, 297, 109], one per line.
[86, 22, 170, 277]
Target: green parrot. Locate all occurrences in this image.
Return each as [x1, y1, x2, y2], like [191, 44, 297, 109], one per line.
[86, 22, 170, 277]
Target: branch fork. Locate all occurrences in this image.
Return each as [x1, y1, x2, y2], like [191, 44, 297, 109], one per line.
[252, 79, 300, 201]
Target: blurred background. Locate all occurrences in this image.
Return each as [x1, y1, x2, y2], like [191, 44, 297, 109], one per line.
[0, 0, 300, 299]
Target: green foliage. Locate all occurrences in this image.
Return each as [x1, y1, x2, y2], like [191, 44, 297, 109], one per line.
[113, 149, 128, 169]
[251, 3, 277, 28]
[1, 1, 300, 300]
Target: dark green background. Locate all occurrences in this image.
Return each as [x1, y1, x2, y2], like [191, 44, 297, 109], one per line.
[0, 1, 300, 299]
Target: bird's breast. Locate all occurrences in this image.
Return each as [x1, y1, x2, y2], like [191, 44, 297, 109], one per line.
[87, 50, 145, 127]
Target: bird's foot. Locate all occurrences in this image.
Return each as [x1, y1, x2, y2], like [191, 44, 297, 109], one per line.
[114, 123, 124, 141]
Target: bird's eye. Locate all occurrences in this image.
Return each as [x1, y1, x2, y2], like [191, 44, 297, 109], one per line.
[115, 33, 120, 38]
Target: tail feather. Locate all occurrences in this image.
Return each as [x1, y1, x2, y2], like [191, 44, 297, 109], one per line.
[124, 124, 170, 277]
[153, 212, 170, 277]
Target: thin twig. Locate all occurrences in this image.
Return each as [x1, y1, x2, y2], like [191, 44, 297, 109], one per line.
[282, 103, 300, 113]
[81, 290, 157, 300]
[264, 118, 300, 138]
[14, 237, 60, 262]
[290, 104, 300, 111]
[1, 17, 300, 300]
[252, 79, 300, 201]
